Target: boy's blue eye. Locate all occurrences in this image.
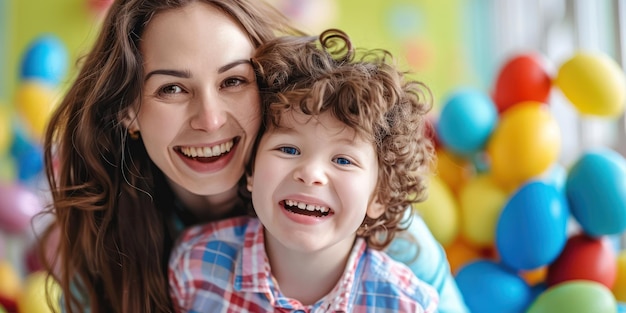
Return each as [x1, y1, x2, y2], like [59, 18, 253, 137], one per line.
[334, 157, 352, 165]
[279, 147, 299, 155]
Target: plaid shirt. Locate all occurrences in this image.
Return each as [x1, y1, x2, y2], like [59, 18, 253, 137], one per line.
[169, 216, 439, 313]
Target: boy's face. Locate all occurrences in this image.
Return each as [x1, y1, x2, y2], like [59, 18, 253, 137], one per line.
[248, 110, 384, 254]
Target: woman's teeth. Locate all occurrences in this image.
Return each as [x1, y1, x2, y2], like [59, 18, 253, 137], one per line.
[180, 141, 234, 158]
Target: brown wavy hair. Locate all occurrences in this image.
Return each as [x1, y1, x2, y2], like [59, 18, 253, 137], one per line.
[251, 29, 435, 250]
[39, 0, 302, 312]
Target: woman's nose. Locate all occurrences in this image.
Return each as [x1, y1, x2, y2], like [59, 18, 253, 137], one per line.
[293, 160, 328, 186]
[189, 91, 227, 131]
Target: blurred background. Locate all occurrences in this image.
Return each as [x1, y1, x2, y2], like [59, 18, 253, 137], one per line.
[1, 0, 626, 312]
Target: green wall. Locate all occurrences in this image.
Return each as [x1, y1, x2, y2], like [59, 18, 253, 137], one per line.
[5, 0, 480, 109]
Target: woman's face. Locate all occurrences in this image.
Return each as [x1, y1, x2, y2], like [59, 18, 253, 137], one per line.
[136, 2, 260, 198]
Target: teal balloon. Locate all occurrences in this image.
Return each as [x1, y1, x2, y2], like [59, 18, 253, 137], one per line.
[20, 34, 68, 86]
[566, 148, 626, 236]
[436, 89, 497, 156]
[527, 280, 617, 313]
[456, 260, 532, 313]
[496, 181, 569, 270]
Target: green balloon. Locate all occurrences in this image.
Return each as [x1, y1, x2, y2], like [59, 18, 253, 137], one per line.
[527, 280, 617, 313]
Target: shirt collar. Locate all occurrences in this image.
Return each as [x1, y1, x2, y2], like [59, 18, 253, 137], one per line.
[233, 219, 368, 312]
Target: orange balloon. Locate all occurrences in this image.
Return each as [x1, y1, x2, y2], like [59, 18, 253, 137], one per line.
[521, 266, 548, 286]
[435, 148, 474, 194]
[613, 250, 626, 301]
[444, 237, 484, 275]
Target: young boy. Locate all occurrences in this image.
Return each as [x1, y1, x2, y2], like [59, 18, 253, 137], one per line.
[169, 29, 438, 313]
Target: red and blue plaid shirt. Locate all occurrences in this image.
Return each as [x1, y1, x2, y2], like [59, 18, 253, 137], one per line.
[169, 216, 439, 313]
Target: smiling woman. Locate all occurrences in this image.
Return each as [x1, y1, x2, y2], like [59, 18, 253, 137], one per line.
[39, 1, 302, 312]
[38, 0, 467, 312]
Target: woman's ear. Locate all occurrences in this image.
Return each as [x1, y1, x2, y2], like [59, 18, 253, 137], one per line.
[246, 173, 254, 192]
[366, 196, 385, 219]
[120, 106, 140, 133]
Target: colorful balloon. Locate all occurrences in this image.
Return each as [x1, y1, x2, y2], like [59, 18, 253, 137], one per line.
[547, 233, 617, 289]
[456, 260, 532, 313]
[566, 148, 626, 236]
[0, 183, 44, 234]
[412, 176, 459, 246]
[17, 271, 61, 313]
[496, 181, 569, 271]
[0, 106, 11, 155]
[487, 101, 561, 189]
[14, 81, 58, 140]
[527, 280, 617, 313]
[444, 237, 486, 275]
[458, 175, 508, 247]
[492, 53, 552, 113]
[0, 261, 22, 307]
[614, 250, 626, 302]
[435, 148, 474, 194]
[436, 89, 498, 156]
[20, 35, 68, 86]
[555, 51, 626, 117]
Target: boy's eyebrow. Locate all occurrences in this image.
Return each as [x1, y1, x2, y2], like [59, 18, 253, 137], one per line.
[144, 59, 252, 81]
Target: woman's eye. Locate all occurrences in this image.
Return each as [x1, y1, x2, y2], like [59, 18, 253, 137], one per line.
[222, 77, 244, 88]
[279, 146, 299, 155]
[159, 84, 183, 94]
[334, 157, 352, 166]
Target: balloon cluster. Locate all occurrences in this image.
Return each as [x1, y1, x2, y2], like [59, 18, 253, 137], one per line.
[414, 51, 626, 313]
[0, 34, 67, 313]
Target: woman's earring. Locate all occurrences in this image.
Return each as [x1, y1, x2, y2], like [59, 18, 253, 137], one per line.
[129, 129, 140, 140]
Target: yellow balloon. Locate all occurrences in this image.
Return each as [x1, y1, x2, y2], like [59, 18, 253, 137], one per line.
[16, 271, 61, 313]
[412, 176, 459, 246]
[458, 174, 509, 247]
[0, 106, 11, 155]
[487, 102, 561, 189]
[0, 260, 22, 302]
[556, 52, 626, 117]
[612, 250, 626, 302]
[435, 148, 475, 194]
[15, 81, 58, 140]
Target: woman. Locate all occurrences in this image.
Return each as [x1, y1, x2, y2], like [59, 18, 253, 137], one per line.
[40, 0, 467, 312]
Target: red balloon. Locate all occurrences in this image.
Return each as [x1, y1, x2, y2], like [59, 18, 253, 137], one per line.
[492, 53, 552, 113]
[547, 233, 617, 289]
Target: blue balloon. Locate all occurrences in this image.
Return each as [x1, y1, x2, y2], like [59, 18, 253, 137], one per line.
[566, 148, 626, 236]
[496, 181, 569, 270]
[436, 89, 497, 156]
[10, 126, 44, 182]
[456, 260, 532, 313]
[20, 34, 68, 86]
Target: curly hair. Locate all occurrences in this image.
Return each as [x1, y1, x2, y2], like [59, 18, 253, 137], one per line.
[39, 0, 302, 312]
[251, 29, 435, 250]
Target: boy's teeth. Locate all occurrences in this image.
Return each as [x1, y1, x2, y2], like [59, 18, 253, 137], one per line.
[181, 140, 234, 157]
[286, 200, 329, 213]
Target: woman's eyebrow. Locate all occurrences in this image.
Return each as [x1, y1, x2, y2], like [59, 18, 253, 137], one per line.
[218, 59, 252, 73]
[144, 69, 191, 82]
[144, 59, 252, 82]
